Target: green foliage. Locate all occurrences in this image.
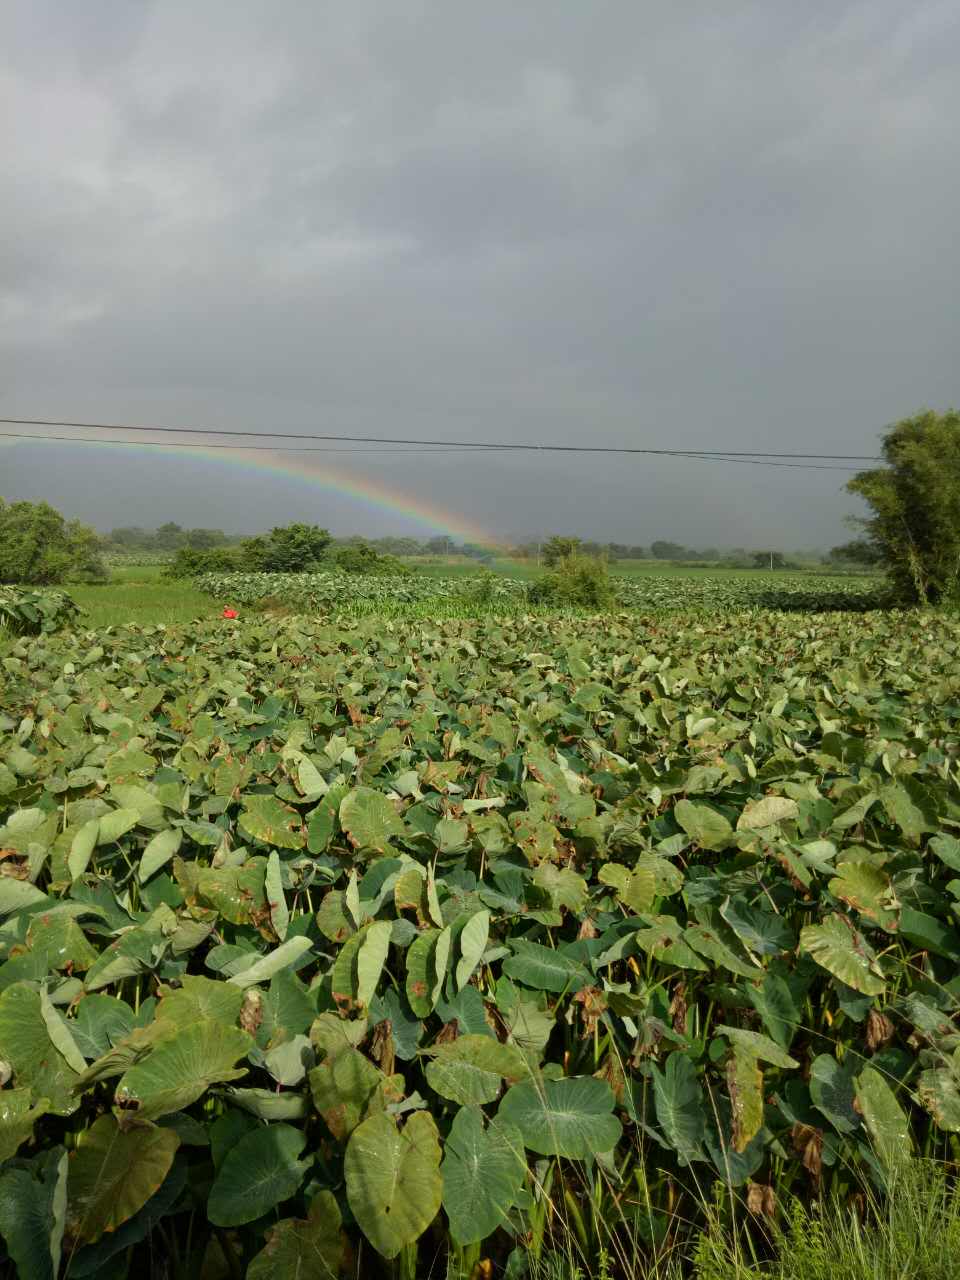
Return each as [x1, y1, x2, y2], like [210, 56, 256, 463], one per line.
[848, 408, 960, 603]
[0, 587, 81, 635]
[541, 536, 583, 567]
[163, 546, 242, 578]
[0, 498, 105, 585]
[529, 553, 616, 608]
[329, 538, 411, 575]
[3, 603, 960, 1273]
[241, 522, 332, 573]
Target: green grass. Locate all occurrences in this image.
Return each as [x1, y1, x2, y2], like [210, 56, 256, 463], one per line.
[68, 565, 216, 628]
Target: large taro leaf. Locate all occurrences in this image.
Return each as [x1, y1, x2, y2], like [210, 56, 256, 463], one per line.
[828, 861, 898, 928]
[154, 974, 244, 1027]
[424, 1034, 528, 1106]
[406, 927, 442, 1017]
[651, 1052, 707, 1166]
[65, 1114, 179, 1246]
[0, 1088, 48, 1162]
[0, 1148, 68, 1280]
[208, 1123, 311, 1227]
[809, 1052, 861, 1134]
[854, 1065, 912, 1176]
[799, 914, 886, 996]
[25, 912, 98, 973]
[246, 1191, 345, 1280]
[714, 1025, 798, 1069]
[238, 793, 306, 850]
[225, 936, 313, 990]
[674, 799, 735, 851]
[736, 795, 799, 831]
[441, 1106, 527, 1246]
[501, 940, 593, 993]
[0, 981, 81, 1114]
[339, 786, 406, 853]
[309, 1047, 390, 1141]
[726, 1047, 764, 1153]
[138, 828, 183, 883]
[67, 1160, 187, 1278]
[455, 909, 491, 990]
[918, 1049, 960, 1132]
[498, 1076, 621, 1158]
[356, 920, 392, 1008]
[345, 1111, 442, 1259]
[114, 1019, 252, 1119]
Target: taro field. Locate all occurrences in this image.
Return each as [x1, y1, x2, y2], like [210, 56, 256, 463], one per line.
[2, 592, 960, 1279]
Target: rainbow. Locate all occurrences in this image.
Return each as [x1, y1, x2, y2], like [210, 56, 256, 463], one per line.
[4, 435, 502, 547]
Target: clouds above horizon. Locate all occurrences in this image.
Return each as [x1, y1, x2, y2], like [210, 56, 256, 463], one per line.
[3, 1, 957, 544]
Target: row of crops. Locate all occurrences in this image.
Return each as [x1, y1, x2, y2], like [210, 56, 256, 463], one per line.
[1, 605, 959, 1277]
[195, 569, 885, 614]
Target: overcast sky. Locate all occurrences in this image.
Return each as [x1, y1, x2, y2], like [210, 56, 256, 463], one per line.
[2, 1, 957, 546]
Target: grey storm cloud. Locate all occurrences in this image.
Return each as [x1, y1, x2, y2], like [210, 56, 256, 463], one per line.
[2, 0, 958, 545]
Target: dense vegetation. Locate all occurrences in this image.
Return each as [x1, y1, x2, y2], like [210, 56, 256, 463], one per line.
[2, 595, 960, 1278]
[0, 500, 105, 586]
[193, 569, 883, 616]
[847, 408, 960, 604]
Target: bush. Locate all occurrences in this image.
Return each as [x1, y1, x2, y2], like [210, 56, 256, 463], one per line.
[164, 547, 243, 578]
[529, 553, 615, 608]
[329, 540, 411, 575]
[0, 498, 106, 585]
[241, 523, 332, 573]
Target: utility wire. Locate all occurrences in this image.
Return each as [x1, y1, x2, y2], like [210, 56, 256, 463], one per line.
[0, 416, 881, 462]
[0, 429, 865, 470]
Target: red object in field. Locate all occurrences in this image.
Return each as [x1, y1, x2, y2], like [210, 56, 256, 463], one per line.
[222, 608, 238, 619]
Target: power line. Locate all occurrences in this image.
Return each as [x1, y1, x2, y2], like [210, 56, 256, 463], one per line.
[0, 429, 865, 470]
[0, 415, 881, 462]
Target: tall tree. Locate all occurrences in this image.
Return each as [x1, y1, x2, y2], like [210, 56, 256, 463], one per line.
[847, 409, 960, 603]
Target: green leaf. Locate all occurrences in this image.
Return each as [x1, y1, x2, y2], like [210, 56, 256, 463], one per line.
[70, 994, 136, 1060]
[115, 1019, 252, 1119]
[0, 1149, 68, 1280]
[598, 863, 656, 913]
[736, 795, 799, 831]
[265, 850, 289, 941]
[356, 920, 392, 1008]
[139, 828, 182, 882]
[238, 794, 306, 850]
[810, 1053, 860, 1134]
[674, 800, 735, 851]
[828, 860, 898, 927]
[208, 1123, 311, 1227]
[247, 1191, 345, 1280]
[40, 984, 87, 1074]
[651, 1052, 707, 1165]
[0, 877, 48, 917]
[455, 909, 491, 991]
[68, 820, 100, 881]
[406, 928, 441, 1017]
[714, 1025, 798, 1069]
[339, 787, 406, 853]
[0, 1089, 48, 1162]
[97, 808, 140, 845]
[501, 940, 592, 993]
[345, 1111, 443, 1259]
[918, 1050, 960, 1132]
[226, 936, 313, 989]
[854, 1065, 912, 1175]
[441, 1106, 527, 1246]
[309, 1046, 385, 1141]
[800, 914, 886, 995]
[0, 982, 80, 1114]
[425, 1034, 528, 1106]
[726, 1047, 764, 1153]
[498, 1076, 621, 1158]
[65, 1114, 179, 1245]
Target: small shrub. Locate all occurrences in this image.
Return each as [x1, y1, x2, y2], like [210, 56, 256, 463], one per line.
[0, 586, 81, 634]
[164, 547, 243, 578]
[529, 553, 615, 608]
